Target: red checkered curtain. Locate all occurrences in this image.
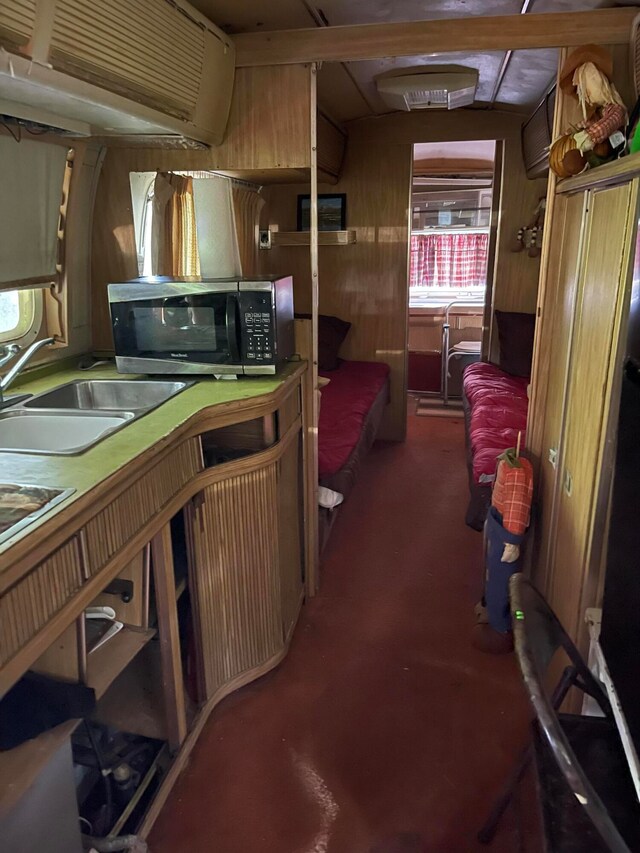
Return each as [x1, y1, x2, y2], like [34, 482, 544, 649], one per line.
[410, 232, 489, 288]
[409, 233, 435, 287]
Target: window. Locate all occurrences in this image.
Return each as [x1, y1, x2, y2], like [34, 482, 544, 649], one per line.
[0, 290, 38, 343]
[129, 170, 240, 278]
[409, 231, 489, 300]
[409, 140, 495, 306]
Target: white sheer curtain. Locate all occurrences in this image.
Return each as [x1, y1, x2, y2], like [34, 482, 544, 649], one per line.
[192, 175, 241, 278]
[0, 136, 67, 285]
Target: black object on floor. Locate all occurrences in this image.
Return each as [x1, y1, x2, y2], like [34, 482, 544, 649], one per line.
[0, 671, 96, 750]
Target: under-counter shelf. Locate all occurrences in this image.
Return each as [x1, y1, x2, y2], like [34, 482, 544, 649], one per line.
[0, 625, 155, 822]
[271, 230, 356, 247]
[87, 626, 156, 699]
[93, 641, 167, 742]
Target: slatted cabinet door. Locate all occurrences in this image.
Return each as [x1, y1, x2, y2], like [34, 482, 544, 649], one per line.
[550, 180, 637, 642]
[189, 464, 284, 700]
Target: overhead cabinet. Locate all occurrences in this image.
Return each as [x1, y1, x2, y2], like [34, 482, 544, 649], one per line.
[0, 0, 234, 144]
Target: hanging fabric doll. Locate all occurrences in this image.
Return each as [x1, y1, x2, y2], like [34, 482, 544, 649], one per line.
[549, 45, 627, 178]
[511, 197, 546, 256]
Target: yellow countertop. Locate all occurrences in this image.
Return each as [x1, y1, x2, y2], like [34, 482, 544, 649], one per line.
[0, 360, 303, 561]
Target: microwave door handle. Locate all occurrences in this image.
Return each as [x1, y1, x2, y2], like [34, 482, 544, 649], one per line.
[226, 293, 241, 363]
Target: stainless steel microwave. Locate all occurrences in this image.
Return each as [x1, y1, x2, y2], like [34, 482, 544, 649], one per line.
[108, 276, 295, 376]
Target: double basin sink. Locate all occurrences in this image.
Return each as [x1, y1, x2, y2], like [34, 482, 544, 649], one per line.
[0, 379, 193, 456]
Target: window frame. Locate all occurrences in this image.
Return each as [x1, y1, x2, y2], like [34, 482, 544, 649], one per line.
[0, 289, 43, 345]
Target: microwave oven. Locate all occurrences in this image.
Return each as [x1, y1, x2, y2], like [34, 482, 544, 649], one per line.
[108, 275, 295, 376]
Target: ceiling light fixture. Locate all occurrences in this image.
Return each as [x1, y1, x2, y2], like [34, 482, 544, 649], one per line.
[375, 66, 479, 111]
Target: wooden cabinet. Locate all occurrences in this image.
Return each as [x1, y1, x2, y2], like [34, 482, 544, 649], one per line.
[189, 466, 283, 698]
[530, 190, 586, 596]
[530, 178, 638, 644]
[188, 411, 304, 700]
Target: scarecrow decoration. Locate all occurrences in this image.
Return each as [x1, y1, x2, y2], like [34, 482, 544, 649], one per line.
[473, 437, 534, 655]
[549, 45, 627, 179]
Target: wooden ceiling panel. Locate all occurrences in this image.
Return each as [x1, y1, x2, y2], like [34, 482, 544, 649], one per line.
[317, 0, 523, 26]
[191, 1, 635, 120]
[316, 63, 373, 122]
[188, 0, 312, 32]
[498, 48, 558, 107]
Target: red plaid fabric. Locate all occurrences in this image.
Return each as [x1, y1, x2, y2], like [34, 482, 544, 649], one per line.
[410, 232, 489, 288]
[492, 455, 533, 536]
[585, 103, 626, 146]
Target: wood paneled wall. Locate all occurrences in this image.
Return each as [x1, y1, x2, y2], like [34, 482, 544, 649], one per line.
[348, 110, 547, 317]
[90, 65, 313, 350]
[259, 109, 546, 441]
[259, 139, 412, 442]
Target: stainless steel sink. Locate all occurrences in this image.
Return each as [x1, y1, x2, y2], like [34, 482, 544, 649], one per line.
[0, 410, 134, 455]
[24, 379, 193, 413]
[0, 378, 195, 455]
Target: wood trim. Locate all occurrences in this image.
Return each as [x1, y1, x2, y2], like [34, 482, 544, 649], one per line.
[309, 65, 320, 594]
[271, 230, 356, 246]
[295, 320, 319, 597]
[151, 524, 187, 752]
[557, 151, 640, 194]
[234, 9, 638, 67]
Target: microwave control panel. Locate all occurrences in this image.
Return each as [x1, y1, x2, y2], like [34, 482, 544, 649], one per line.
[239, 292, 275, 363]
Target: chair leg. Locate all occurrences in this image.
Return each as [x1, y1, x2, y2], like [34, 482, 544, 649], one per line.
[477, 744, 533, 844]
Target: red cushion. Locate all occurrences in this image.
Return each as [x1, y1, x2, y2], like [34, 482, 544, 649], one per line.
[318, 360, 390, 477]
[463, 362, 529, 483]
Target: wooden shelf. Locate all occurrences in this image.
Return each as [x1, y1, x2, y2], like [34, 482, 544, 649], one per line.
[0, 626, 155, 821]
[175, 577, 188, 601]
[557, 151, 640, 194]
[270, 230, 356, 247]
[87, 626, 156, 699]
[94, 641, 167, 742]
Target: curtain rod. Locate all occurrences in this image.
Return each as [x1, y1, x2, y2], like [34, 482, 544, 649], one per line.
[412, 228, 490, 236]
[170, 170, 262, 192]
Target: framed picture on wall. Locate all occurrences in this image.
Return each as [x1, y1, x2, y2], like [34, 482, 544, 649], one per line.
[297, 193, 347, 232]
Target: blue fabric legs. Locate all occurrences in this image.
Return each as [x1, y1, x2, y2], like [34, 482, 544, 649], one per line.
[484, 507, 524, 634]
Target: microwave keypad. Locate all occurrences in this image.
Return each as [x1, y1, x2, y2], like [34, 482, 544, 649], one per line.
[244, 312, 273, 361]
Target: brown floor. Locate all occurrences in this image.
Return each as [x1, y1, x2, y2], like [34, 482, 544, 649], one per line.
[149, 412, 531, 853]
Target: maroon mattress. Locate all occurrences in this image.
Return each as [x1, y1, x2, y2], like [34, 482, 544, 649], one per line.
[318, 360, 391, 480]
[463, 362, 529, 484]
[461, 362, 529, 530]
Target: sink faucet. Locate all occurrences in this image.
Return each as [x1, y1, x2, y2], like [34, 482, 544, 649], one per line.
[0, 337, 56, 403]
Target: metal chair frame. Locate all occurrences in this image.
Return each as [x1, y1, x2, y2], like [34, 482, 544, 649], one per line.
[440, 298, 483, 406]
[478, 574, 633, 851]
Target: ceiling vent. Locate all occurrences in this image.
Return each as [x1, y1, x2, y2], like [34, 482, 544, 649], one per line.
[375, 66, 478, 111]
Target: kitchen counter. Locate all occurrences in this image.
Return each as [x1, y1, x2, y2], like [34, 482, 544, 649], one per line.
[0, 359, 308, 832]
[0, 360, 304, 563]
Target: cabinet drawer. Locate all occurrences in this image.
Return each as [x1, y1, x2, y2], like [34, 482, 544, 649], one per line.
[83, 438, 202, 573]
[0, 536, 83, 667]
[277, 386, 301, 437]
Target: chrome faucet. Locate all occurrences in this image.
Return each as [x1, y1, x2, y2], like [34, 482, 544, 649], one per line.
[0, 337, 56, 403]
